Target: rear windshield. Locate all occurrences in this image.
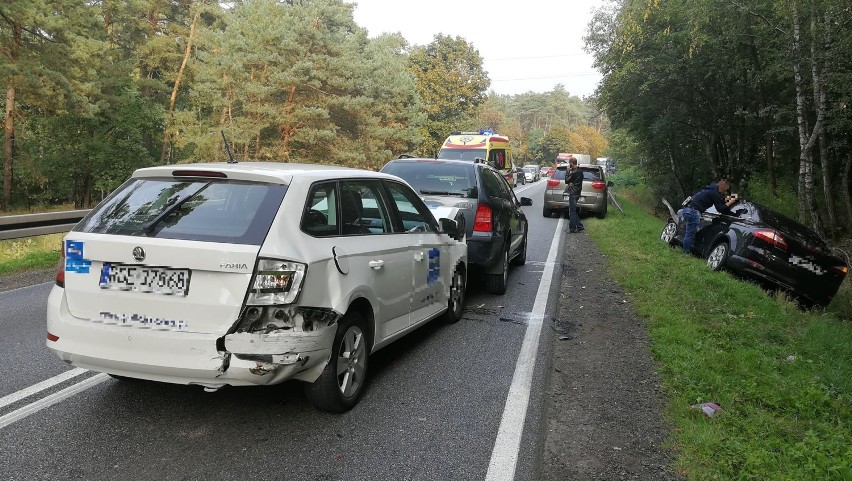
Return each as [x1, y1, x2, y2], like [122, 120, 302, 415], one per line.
[437, 148, 487, 162]
[552, 167, 601, 181]
[74, 177, 287, 245]
[382, 162, 476, 197]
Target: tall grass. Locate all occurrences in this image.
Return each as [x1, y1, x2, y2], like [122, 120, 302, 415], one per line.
[584, 197, 851, 480]
[0, 234, 63, 275]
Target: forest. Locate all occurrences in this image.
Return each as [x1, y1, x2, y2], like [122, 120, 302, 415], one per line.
[587, 0, 852, 239]
[1, 0, 602, 212]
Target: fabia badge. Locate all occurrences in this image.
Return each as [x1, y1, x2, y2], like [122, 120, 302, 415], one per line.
[132, 246, 146, 262]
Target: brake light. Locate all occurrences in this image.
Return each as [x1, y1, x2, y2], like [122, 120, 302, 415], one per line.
[56, 241, 65, 287]
[547, 179, 560, 188]
[754, 230, 788, 251]
[246, 258, 307, 305]
[591, 181, 606, 190]
[473, 204, 493, 232]
[833, 265, 848, 276]
[172, 170, 228, 178]
[47, 332, 59, 342]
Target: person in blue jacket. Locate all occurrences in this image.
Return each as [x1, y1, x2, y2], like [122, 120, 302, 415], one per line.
[681, 179, 739, 253]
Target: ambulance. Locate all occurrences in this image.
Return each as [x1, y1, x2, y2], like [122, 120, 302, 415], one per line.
[437, 131, 517, 187]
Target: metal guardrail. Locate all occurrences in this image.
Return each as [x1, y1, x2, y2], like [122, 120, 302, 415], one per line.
[0, 210, 90, 241]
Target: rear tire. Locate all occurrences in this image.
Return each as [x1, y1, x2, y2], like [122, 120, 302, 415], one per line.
[542, 207, 553, 217]
[596, 202, 607, 219]
[706, 242, 729, 271]
[442, 265, 466, 323]
[304, 311, 369, 413]
[486, 244, 509, 295]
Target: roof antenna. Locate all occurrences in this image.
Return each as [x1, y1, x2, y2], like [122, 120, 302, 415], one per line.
[221, 131, 237, 164]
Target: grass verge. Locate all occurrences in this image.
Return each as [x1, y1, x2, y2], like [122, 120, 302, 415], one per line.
[0, 234, 63, 275]
[583, 196, 851, 481]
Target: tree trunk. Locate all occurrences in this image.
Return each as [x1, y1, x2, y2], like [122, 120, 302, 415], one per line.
[812, 11, 836, 236]
[792, 6, 824, 237]
[160, 8, 201, 164]
[3, 23, 20, 210]
[3, 81, 14, 210]
[766, 134, 776, 194]
[842, 151, 852, 235]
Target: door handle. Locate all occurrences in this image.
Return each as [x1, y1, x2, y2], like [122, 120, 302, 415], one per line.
[368, 260, 385, 270]
[414, 251, 424, 261]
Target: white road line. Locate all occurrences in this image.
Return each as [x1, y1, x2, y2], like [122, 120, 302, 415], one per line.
[0, 374, 109, 430]
[486, 216, 565, 481]
[0, 368, 89, 409]
[0, 280, 54, 296]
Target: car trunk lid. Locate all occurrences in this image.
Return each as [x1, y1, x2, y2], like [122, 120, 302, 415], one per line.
[62, 234, 257, 334]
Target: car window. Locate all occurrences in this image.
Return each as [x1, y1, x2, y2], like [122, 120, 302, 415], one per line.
[437, 148, 486, 162]
[302, 182, 339, 237]
[75, 178, 286, 245]
[489, 149, 507, 170]
[580, 168, 602, 181]
[381, 161, 475, 197]
[383, 181, 438, 233]
[480, 168, 506, 198]
[339, 180, 392, 236]
[552, 168, 567, 181]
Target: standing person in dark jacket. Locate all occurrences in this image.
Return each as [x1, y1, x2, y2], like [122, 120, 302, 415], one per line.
[681, 178, 738, 253]
[564, 157, 585, 233]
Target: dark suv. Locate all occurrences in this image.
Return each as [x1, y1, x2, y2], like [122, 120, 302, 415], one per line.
[381, 158, 532, 294]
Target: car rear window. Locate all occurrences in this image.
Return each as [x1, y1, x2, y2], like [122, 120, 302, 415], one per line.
[580, 168, 602, 181]
[552, 168, 567, 180]
[74, 178, 287, 245]
[382, 161, 476, 197]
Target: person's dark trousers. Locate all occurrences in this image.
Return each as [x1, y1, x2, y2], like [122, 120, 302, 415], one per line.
[568, 193, 584, 232]
[681, 207, 700, 253]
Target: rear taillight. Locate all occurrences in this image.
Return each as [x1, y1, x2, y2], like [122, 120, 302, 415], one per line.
[591, 181, 606, 190]
[547, 179, 560, 188]
[246, 258, 307, 305]
[56, 241, 65, 287]
[833, 265, 848, 276]
[47, 332, 59, 342]
[754, 230, 788, 251]
[473, 204, 493, 232]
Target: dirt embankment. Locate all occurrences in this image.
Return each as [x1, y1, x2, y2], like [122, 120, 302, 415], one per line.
[540, 231, 682, 481]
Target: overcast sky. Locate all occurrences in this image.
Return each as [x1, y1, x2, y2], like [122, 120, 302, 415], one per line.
[350, 0, 607, 98]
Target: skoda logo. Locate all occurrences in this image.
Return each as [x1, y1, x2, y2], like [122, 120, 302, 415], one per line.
[132, 246, 146, 262]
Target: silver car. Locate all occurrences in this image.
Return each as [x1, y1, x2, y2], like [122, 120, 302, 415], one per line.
[542, 164, 610, 218]
[46, 162, 467, 412]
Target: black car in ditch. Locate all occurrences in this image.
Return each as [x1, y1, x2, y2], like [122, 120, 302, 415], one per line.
[381, 157, 532, 295]
[660, 199, 848, 307]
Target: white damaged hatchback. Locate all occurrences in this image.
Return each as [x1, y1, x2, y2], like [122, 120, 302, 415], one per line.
[46, 162, 467, 412]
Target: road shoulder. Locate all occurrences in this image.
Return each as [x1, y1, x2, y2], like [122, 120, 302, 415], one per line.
[0, 268, 56, 293]
[540, 229, 682, 480]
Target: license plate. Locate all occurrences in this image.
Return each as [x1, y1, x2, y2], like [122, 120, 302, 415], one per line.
[99, 263, 191, 296]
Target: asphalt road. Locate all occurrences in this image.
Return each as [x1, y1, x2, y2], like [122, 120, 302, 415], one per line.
[0, 181, 566, 481]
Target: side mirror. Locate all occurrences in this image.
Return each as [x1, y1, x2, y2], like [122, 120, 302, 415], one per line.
[439, 217, 461, 241]
[520, 197, 533, 206]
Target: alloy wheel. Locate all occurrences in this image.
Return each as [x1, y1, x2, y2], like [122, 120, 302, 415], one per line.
[707, 243, 728, 270]
[336, 325, 366, 397]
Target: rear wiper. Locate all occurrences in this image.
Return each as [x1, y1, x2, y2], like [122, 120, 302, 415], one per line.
[420, 190, 464, 196]
[142, 182, 212, 235]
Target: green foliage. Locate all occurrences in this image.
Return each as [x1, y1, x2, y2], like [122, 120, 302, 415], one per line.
[607, 165, 642, 187]
[588, 0, 852, 236]
[744, 174, 799, 219]
[177, 0, 421, 167]
[584, 196, 852, 480]
[408, 34, 490, 156]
